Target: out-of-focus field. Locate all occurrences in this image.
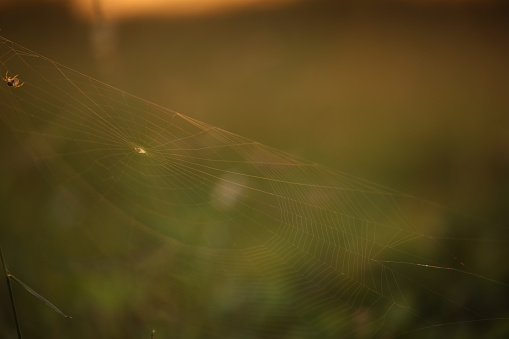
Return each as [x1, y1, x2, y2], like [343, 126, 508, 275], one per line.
[1, 1, 508, 206]
[0, 0, 508, 338]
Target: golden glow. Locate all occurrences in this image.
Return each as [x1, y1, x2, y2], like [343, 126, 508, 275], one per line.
[134, 146, 147, 154]
[71, 0, 300, 20]
[1, 0, 499, 21]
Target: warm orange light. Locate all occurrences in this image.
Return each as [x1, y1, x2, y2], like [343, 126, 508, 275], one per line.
[71, 0, 300, 20]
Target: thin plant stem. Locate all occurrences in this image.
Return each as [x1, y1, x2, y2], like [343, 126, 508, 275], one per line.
[8, 273, 71, 318]
[0, 243, 22, 339]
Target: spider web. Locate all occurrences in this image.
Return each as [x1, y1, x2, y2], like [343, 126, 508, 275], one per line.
[0, 35, 508, 338]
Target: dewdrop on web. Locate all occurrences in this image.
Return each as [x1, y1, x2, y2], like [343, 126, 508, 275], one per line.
[135, 146, 147, 154]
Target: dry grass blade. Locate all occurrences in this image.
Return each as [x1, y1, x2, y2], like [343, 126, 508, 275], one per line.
[8, 273, 72, 319]
[0, 244, 23, 339]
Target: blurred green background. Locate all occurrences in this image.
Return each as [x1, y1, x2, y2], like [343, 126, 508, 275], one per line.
[0, 0, 508, 338]
[1, 0, 508, 205]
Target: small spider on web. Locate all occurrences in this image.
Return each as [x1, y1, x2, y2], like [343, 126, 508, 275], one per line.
[3, 71, 24, 88]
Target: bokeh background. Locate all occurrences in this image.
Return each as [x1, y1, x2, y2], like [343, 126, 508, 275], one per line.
[0, 0, 508, 338]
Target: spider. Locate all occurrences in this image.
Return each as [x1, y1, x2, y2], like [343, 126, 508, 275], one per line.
[3, 71, 24, 88]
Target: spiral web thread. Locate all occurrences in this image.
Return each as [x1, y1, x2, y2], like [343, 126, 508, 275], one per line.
[0, 35, 507, 338]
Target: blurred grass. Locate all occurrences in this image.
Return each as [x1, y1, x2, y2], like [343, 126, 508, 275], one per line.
[0, 0, 508, 337]
[1, 1, 508, 197]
